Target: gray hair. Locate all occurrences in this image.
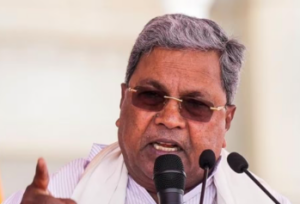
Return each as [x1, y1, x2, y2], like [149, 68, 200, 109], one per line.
[125, 14, 245, 104]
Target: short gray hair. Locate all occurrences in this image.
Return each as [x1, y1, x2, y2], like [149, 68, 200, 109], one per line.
[125, 14, 245, 104]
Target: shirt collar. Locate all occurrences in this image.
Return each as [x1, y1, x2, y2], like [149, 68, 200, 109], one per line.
[126, 156, 222, 203]
[183, 156, 221, 201]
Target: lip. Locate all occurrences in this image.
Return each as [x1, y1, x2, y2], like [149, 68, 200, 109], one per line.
[148, 138, 184, 151]
[145, 143, 183, 157]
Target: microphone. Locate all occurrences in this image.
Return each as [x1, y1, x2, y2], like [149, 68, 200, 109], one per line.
[198, 150, 216, 204]
[227, 152, 280, 204]
[153, 154, 186, 204]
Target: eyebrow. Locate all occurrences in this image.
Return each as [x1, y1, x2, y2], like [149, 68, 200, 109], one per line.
[136, 78, 212, 100]
[183, 91, 209, 98]
[136, 79, 168, 91]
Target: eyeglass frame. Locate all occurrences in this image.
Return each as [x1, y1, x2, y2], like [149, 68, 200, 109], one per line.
[127, 87, 226, 112]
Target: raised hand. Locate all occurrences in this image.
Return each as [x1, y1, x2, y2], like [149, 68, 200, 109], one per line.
[21, 158, 76, 204]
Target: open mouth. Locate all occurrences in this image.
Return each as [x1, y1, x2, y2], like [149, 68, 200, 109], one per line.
[152, 142, 182, 152]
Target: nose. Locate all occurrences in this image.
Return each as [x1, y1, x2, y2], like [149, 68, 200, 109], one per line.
[154, 98, 186, 129]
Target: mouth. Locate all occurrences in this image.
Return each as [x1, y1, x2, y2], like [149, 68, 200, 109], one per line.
[151, 141, 182, 152]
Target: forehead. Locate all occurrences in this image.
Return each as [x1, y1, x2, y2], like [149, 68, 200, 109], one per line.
[129, 48, 224, 98]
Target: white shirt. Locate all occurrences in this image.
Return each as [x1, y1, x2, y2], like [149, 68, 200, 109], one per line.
[3, 144, 290, 204]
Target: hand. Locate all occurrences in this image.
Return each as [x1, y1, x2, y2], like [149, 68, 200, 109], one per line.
[21, 158, 76, 204]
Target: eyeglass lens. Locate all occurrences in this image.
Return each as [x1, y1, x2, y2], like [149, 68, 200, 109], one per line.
[130, 86, 214, 122]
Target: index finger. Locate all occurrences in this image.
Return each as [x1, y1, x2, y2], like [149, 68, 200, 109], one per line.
[31, 157, 49, 191]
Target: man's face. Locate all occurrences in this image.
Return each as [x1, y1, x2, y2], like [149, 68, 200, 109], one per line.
[116, 47, 235, 192]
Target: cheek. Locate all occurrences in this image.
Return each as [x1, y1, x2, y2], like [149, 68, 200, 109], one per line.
[118, 100, 154, 151]
[188, 118, 226, 152]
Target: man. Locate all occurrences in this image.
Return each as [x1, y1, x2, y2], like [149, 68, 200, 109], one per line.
[3, 14, 291, 204]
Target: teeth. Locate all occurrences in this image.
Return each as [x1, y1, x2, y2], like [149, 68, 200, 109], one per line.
[153, 143, 180, 152]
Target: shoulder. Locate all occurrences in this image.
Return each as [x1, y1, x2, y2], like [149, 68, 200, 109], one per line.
[2, 143, 107, 204]
[2, 191, 25, 204]
[49, 143, 107, 197]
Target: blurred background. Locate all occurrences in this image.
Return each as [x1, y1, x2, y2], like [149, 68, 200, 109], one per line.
[0, 0, 299, 203]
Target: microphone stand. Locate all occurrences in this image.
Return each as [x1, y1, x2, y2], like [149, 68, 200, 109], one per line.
[199, 167, 209, 204]
[244, 170, 280, 204]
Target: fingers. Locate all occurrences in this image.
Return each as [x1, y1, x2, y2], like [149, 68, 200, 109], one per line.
[21, 158, 77, 204]
[32, 158, 49, 191]
[22, 194, 77, 204]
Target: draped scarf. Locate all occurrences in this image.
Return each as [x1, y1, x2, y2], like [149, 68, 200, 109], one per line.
[72, 142, 274, 204]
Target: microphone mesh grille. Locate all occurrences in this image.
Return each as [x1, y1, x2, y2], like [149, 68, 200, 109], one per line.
[154, 154, 184, 173]
[154, 173, 185, 191]
[199, 149, 216, 169]
[153, 154, 185, 192]
[227, 152, 249, 173]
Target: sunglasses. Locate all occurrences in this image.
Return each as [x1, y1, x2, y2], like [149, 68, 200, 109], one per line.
[125, 84, 226, 122]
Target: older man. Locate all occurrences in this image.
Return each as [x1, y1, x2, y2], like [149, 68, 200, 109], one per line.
[4, 14, 291, 204]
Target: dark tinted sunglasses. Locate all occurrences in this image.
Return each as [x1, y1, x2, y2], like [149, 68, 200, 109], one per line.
[125, 84, 226, 122]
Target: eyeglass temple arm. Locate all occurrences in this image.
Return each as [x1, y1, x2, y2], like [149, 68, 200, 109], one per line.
[128, 87, 137, 92]
[210, 106, 225, 111]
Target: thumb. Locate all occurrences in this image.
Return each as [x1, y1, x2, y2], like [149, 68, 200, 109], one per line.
[32, 157, 49, 191]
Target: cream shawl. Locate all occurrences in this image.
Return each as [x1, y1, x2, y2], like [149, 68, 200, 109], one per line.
[71, 142, 276, 204]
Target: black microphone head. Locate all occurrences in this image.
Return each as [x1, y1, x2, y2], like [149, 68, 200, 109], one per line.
[153, 154, 186, 192]
[199, 149, 216, 169]
[227, 152, 249, 173]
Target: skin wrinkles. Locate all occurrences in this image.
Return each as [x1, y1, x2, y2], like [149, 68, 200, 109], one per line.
[116, 47, 236, 202]
[154, 61, 219, 82]
[144, 51, 224, 104]
[145, 49, 222, 83]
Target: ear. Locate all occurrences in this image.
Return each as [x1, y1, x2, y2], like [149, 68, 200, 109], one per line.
[116, 83, 127, 128]
[120, 83, 127, 108]
[225, 105, 236, 131]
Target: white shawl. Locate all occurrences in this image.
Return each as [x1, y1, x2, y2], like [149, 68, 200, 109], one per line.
[71, 142, 276, 204]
